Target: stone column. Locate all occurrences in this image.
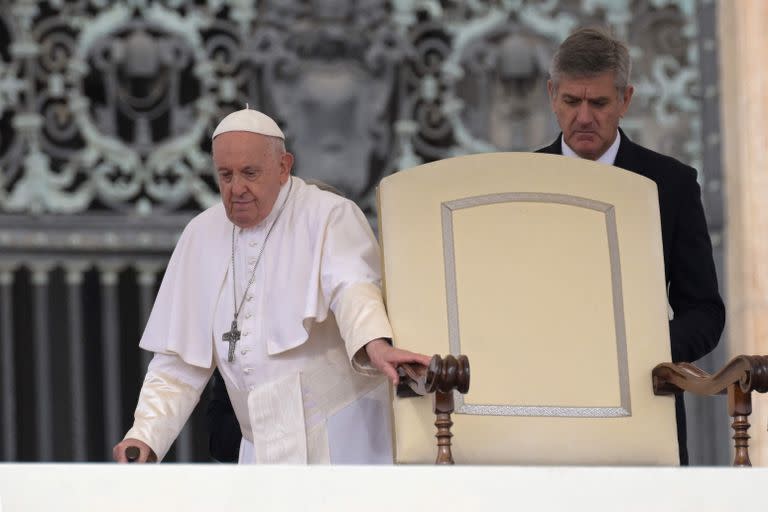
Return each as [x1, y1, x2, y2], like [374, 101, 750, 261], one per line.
[0, 266, 17, 461]
[136, 263, 160, 372]
[99, 263, 123, 459]
[65, 262, 89, 461]
[719, 0, 768, 466]
[31, 262, 54, 460]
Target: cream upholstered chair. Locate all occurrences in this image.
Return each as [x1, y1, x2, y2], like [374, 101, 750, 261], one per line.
[378, 152, 678, 465]
[377, 152, 761, 466]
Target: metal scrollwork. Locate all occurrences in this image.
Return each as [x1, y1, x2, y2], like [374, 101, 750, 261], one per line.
[0, 0, 714, 221]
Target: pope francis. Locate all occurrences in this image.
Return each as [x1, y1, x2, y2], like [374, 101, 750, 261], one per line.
[112, 109, 430, 464]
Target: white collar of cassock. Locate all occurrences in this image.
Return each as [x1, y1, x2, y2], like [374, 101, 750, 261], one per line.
[561, 129, 621, 165]
[236, 177, 293, 235]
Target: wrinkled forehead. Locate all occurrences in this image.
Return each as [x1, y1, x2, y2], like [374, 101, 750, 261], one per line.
[553, 72, 621, 97]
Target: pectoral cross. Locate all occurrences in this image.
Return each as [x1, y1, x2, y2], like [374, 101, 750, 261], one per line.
[222, 320, 241, 362]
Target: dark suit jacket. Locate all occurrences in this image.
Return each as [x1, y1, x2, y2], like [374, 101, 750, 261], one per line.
[537, 129, 725, 464]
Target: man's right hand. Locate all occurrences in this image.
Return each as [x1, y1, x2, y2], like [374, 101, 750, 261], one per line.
[112, 438, 157, 463]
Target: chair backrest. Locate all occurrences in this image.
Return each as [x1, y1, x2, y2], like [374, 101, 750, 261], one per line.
[378, 152, 679, 465]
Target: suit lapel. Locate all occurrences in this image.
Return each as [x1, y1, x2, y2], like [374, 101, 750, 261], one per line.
[537, 135, 562, 155]
[613, 129, 652, 180]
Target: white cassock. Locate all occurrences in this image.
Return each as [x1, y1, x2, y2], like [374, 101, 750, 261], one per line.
[124, 176, 394, 463]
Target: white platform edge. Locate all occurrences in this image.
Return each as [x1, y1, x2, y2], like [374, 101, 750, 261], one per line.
[0, 464, 762, 511]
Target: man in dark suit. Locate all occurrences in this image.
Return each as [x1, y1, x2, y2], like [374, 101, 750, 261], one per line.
[537, 27, 725, 465]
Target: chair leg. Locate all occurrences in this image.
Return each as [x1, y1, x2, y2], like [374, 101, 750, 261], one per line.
[728, 384, 752, 467]
[434, 390, 455, 465]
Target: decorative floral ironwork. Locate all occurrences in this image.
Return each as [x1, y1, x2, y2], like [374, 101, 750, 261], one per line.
[0, 0, 711, 220]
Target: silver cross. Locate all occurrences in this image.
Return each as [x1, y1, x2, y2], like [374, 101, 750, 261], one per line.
[222, 320, 241, 362]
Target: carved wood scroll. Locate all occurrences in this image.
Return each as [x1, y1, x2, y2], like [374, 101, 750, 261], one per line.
[397, 354, 470, 464]
[653, 355, 768, 467]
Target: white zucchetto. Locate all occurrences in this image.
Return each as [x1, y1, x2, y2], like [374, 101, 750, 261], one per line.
[212, 108, 285, 140]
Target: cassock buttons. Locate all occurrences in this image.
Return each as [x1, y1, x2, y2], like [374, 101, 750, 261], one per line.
[249, 241, 258, 247]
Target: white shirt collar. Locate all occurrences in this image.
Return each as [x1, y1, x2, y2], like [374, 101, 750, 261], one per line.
[561, 130, 621, 165]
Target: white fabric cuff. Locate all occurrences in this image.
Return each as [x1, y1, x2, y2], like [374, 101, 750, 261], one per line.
[332, 282, 394, 375]
[124, 368, 204, 461]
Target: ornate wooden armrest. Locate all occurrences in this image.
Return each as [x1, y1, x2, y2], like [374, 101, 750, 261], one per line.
[652, 355, 768, 467]
[397, 354, 470, 464]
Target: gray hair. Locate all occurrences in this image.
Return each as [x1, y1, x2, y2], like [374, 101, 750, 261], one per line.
[267, 135, 286, 158]
[549, 27, 631, 94]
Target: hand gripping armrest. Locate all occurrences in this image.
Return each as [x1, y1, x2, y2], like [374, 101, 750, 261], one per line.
[396, 354, 470, 464]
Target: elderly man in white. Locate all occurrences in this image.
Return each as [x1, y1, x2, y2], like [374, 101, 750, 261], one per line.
[113, 109, 430, 464]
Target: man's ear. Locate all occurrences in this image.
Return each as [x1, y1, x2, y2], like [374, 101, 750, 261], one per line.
[620, 84, 634, 117]
[546, 79, 556, 110]
[280, 152, 294, 182]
